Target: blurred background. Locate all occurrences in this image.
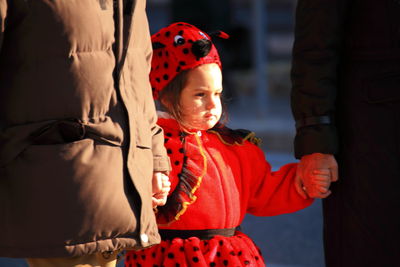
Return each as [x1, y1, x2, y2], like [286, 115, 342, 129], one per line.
[150, 0, 294, 116]
[0, 0, 325, 266]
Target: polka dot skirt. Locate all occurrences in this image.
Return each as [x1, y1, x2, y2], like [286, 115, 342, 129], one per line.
[125, 231, 265, 267]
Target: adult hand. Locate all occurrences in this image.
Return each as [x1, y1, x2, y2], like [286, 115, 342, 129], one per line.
[295, 153, 338, 199]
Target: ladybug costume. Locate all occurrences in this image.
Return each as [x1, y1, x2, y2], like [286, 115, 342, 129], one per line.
[149, 22, 228, 99]
[125, 23, 313, 267]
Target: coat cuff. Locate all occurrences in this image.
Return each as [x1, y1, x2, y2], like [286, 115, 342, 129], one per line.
[153, 155, 171, 172]
[294, 124, 338, 159]
[295, 115, 332, 130]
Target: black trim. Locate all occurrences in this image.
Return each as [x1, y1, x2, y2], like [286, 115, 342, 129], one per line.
[159, 227, 239, 240]
[295, 116, 332, 129]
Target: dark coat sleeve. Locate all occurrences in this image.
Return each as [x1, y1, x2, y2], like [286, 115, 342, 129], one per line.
[290, 0, 349, 159]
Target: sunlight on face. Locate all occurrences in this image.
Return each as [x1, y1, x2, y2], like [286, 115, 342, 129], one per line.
[179, 63, 223, 131]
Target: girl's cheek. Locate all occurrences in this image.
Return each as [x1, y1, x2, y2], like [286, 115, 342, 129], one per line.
[188, 105, 202, 114]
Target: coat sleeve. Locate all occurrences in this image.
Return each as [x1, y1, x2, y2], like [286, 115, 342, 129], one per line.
[246, 147, 313, 216]
[290, 0, 350, 159]
[139, 4, 171, 172]
[0, 0, 6, 52]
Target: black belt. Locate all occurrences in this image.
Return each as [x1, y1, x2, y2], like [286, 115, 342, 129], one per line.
[159, 227, 240, 240]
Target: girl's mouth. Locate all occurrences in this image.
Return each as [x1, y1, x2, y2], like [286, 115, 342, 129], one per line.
[204, 113, 216, 119]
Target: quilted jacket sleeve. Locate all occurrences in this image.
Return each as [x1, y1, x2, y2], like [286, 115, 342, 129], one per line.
[139, 5, 171, 172]
[290, 0, 349, 159]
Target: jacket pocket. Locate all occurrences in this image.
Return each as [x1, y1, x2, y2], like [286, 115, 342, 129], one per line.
[365, 72, 400, 103]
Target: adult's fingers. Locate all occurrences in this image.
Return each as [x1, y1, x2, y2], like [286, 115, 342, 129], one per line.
[330, 164, 339, 182]
[319, 190, 331, 198]
[312, 169, 330, 176]
[316, 184, 329, 194]
[311, 188, 331, 198]
[312, 174, 331, 182]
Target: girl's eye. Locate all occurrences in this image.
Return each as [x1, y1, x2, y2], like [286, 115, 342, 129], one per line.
[174, 35, 185, 45]
[195, 92, 205, 97]
[199, 31, 209, 40]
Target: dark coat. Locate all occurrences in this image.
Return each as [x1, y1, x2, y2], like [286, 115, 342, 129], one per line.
[291, 0, 400, 266]
[0, 0, 170, 258]
[291, 0, 400, 158]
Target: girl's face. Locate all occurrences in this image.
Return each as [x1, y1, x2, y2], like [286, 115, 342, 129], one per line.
[179, 63, 223, 131]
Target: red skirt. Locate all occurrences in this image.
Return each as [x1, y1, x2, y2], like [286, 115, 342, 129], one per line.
[125, 231, 265, 267]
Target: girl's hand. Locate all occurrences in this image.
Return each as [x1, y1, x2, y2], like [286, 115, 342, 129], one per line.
[306, 169, 332, 198]
[304, 169, 332, 199]
[152, 172, 171, 207]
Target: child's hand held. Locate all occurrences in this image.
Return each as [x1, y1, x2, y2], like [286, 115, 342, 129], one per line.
[152, 172, 171, 207]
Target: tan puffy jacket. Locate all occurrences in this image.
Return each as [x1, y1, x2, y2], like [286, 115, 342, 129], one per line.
[0, 0, 170, 257]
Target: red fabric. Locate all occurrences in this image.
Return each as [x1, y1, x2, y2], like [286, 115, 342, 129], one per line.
[125, 117, 313, 266]
[126, 232, 263, 267]
[150, 22, 223, 99]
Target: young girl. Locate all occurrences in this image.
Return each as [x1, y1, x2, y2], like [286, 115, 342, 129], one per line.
[126, 22, 331, 267]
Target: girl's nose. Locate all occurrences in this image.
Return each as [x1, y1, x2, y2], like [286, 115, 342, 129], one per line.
[206, 96, 219, 109]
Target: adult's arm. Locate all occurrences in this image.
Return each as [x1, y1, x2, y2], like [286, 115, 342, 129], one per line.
[139, 6, 171, 173]
[291, 0, 349, 159]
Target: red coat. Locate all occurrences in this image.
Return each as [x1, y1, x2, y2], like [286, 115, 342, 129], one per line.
[126, 116, 313, 267]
